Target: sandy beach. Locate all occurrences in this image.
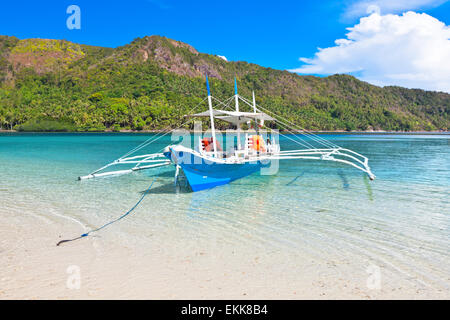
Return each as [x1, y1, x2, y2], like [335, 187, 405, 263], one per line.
[1, 208, 448, 300]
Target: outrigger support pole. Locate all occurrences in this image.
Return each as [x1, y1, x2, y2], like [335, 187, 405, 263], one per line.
[235, 77, 242, 150]
[78, 153, 171, 180]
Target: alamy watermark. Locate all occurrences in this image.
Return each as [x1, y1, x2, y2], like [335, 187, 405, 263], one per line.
[366, 264, 381, 290]
[66, 265, 81, 289]
[66, 5, 81, 30]
[170, 121, 280, 175]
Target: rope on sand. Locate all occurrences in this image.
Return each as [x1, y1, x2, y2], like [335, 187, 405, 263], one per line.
[57, 178, 155, 246]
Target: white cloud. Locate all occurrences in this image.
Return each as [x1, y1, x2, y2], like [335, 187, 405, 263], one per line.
[343, 0, 448, 19]
[218, 55, 228, 61]
[290, 11, 450, 93]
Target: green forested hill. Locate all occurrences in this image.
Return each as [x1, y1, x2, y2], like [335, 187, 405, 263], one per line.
[0, 35, 448, 132]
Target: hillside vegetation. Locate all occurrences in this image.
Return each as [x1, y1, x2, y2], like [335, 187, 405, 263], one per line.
[0, 35, 448, 132]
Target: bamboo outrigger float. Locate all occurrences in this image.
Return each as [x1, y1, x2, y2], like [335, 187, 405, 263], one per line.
[79, 76, 375, 191]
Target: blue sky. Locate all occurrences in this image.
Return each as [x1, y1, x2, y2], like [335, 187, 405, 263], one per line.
[1, 0, 450, 92]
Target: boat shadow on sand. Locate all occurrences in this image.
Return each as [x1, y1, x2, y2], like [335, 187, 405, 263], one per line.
[139, 180, 193, 195]
[146, 170, 175, 178]
[138, 169, 374, 197]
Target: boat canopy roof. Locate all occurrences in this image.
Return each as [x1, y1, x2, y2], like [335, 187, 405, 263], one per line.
[185, 109, 226, 117]
[185, 109, 274, 125]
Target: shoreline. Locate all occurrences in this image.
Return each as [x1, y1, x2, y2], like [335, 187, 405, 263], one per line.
[1, 129, 448, 135]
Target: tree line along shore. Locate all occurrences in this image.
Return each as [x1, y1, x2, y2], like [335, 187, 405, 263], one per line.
[0, 35, 448, 133]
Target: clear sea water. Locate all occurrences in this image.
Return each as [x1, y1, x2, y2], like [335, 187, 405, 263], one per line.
[1, 133, 449, 293]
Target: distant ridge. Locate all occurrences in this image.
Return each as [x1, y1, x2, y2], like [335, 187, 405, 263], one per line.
[0, 34, 448, 132]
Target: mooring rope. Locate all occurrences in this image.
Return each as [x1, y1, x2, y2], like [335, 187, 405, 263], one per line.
[56, 178, 156, 246]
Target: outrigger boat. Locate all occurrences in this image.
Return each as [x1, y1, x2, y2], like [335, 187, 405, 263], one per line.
[79, 76, 375, 191]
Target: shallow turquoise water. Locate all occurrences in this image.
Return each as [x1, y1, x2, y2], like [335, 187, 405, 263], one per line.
[1, 133, 449, 291]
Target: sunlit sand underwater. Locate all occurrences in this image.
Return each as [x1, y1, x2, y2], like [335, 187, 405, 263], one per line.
[0, 133, 449, 299]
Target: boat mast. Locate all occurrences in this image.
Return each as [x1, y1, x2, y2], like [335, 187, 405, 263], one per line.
[252, 90, 260, 134]
[235, 77, 241, 150]
[253, 90, 260, 155]
[252, 91, 257, 114]
[206, 75, 218, 157]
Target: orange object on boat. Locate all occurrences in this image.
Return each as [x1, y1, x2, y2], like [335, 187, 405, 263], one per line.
[202, 137, 211, 148]
[251, 135, 266, 152]
[202, 138, 222, 152]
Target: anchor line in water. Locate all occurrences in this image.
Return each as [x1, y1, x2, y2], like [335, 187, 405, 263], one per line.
[56, 178, 156, 246]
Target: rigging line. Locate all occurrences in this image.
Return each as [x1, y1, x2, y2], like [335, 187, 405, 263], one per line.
[119, 97, 209, 159]
[213, 94, 315, 149]
[131, 117, 201, 168]
[259, 120, 314, 150]
[124, 116, 199, 168]
[231, 93, 317, 149]
[119, 127, 174, 160]
[251, 100, 337, 148]
[263, 118, 315, 149]
[221, 97, 235, 111]
[211, 95, 235, 111]
[224, 96, 236, 109]
[260, 115, 318, 149]
[239, 94, 331, 143]
[215, 95, 245, 111]
[261, 108, 337, 149]
[90, 94, 223, 176]
[239, 95, 339, 149]
[120, 97, 208, 159]
[270, 119, 318, 149]
[262, 109, 338, 149]
[57, 178, 156, 246]
[132, 105, 231, 169]
[280, 132, 315, 150]
[261, 123, 316, 150]
[236, 95, 318, 143]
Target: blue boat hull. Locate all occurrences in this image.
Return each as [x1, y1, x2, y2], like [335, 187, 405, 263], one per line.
[164, 150, 267, 191]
